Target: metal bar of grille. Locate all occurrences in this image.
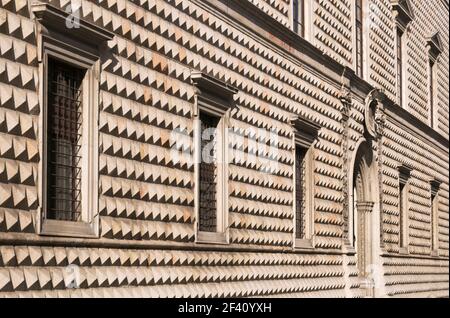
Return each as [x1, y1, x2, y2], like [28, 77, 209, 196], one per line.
[46, 58, 85, 222]
[199, 112, 220, 232]
[295, 146, 307, 239]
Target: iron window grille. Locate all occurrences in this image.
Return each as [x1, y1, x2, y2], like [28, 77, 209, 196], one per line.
[397, 29, 404, 106]
[46, 58, 85, 222]
[295, 145, 308, 239]
[429, 59, 435, 127]
[356, 0, 364, 77]
[199, 112, 220, 232]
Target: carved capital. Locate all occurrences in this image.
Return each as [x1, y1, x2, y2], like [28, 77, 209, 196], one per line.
[356, 201, 375, 214]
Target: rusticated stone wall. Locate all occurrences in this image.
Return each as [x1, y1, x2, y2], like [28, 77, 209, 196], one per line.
[0, 0, 448, 298]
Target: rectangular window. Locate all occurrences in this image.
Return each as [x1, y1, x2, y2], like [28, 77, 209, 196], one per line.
[396, 29, 404, 106]
[399, 181, 406, 248]
[398, 165, 412, 253]
[292, 117, 319, 249]
[430, 180, 441, 255]
[429, 59, 435, 128]
[293, 0, 305, 37]
[199, 111, 220, 233]
[46, 58, 85, 222]
[431, 192, 438, 253]
[355, 0, 364, 77]
[191, 71, 237, 245]
[33, 1, 112, 238]
[295, 145, 307, 239]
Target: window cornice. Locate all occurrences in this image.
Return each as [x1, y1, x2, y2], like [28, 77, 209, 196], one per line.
[290, 115, 320, 148]
[391, 0, 415, 31]
[427, 32, 443, 63]
[191, 71, 239, 99]
[430, 179, 443, 196]
[31, 1, 114, 46]
[398, 163, 413, 184]
[191, 71, 239, 117]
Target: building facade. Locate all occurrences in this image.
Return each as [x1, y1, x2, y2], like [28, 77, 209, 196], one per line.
[0, 0, 448, 297]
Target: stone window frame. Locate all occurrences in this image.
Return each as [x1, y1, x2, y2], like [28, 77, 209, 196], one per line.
[32, 2, 113, 238]
[398, 163, 413, 254]
[430, 179, 442, 256]
[191, 71, 238, 245]
[290, 116, 320, 250]
[426, 32, 443, 130]
[352, 0, 369, 80]
[391, 0, 414, 108]
[290, 0, 313, 41]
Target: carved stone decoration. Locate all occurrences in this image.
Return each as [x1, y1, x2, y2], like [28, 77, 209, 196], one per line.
[356, 200, 375, 295]
[374, 103, 386, 247]
[364, 89, 385, 140]
[339, 86, 352, 122]
[339, 86, 352, 242]
[374, 105, 386, 137]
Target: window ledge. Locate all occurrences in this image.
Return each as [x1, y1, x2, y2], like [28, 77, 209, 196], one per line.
[398, 247, 410, 255]
[294, 238, 314, 250]
[40, 219, 97, 239]
[196, 231, 228, 245]
[342, 243, 356, 255]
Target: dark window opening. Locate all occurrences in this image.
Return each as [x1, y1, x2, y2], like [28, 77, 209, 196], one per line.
[46, 58, 85, 222]
[399, 182, 406, 247]
[397, 29, 403, 106]
[429, 60, 435, 128]
[295, 145, 307, 239]
[431, 192, 437, 250]
[199, 112, 220, 232]
[293, 0, 305, 37]
[356, 0, 364, 77]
